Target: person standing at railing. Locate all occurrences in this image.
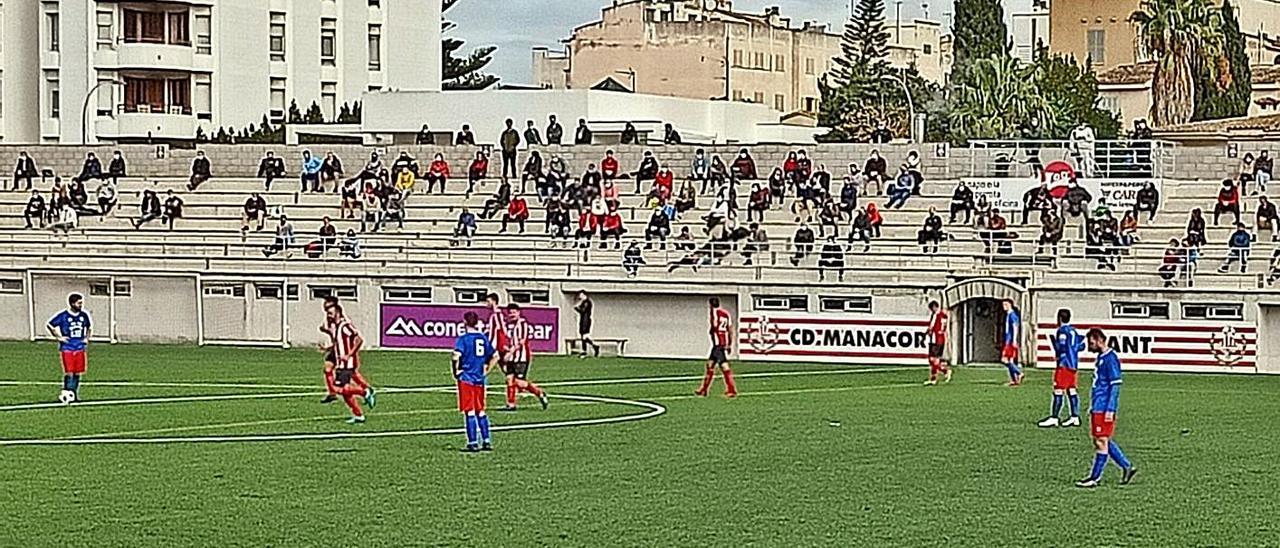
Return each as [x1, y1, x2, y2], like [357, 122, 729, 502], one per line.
[575, 118, 593, 146]
[523, 120, 542, 147]
[1069, 123, 1097, 178]
[546, 115, 564, 146]
[500, 119, 521, 183]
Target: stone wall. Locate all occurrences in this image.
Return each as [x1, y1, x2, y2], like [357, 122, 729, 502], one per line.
[0, 141, 1253, 183]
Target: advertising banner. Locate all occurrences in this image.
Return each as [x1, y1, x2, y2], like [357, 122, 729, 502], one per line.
[964, 161, 1158, 212]
[1035, 320, 1256, 373]
[738, 314, 929, 365]
[380, 304, 560, 353]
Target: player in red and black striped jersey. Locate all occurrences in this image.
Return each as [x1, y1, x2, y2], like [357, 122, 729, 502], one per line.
[696, 297, 738, 398]
[325, 303, 374, 424]
[924, 300, 951, 386]
[499, 303, 549, 411]
[320, 297, 374, 406]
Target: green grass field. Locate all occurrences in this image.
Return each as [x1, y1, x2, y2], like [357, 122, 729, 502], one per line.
[2, 341, 1278, 547]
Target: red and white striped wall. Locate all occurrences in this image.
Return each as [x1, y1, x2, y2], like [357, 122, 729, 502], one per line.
[738, 315, 930, 365]
[1035, 320, 1256, 373]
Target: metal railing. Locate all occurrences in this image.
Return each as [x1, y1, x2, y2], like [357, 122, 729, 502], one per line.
[968, 140, 1176, 180]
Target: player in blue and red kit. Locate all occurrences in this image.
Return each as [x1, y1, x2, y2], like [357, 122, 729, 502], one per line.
[1039, 309, 1083, 428]
[47, 293, 91, 403]
[454, 311, 498, 452]
[1000, 299, 1024, 386]
[1076, 328, 1137, 488]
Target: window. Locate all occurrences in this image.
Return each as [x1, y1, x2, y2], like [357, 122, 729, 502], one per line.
[369, 0, 382, 6]
[269, 77, 286, 118]
[194, 13, 211, 54]
[0, 279, 23, 294]
[805, 97, 817, 112]
[46, 73, 59, 118]
[752, 91, 764, 103]
[1182, 303, 1244, 321]
[454, 288, 489, 304]
[309, 285, 357, 300]
[1087, 29, 1106, 65]
[321, 19, 337, 66]
[123, 76, 190, 114]
[732, 89, 743, 101]
[194, 76, 212, 118]
[255, 284, 300, 301]
[203, 284, 246, 298]
[89, 281, 131, 297]
[774, 94, 786, 111]
[168, 12, 189, 44]
[774, 54, 785, 72]
[96, 11, 114, 45]
[123, 10, 166, 43]
[732, 49, 743, 67]
[368, 24, 382, 70]
[321, 82, 337, 121]
[114, 280, 133, 297]
[47, 12, 60, 52]
[805, 58, 815, 75]
[269, 13, 286, 61]
[923, 43, 933, 55]
[753, 295, 808, 312]
[754, 52, 765, 69]
[1111, 302, 1170, 319]
[819, 296, 873, 314]
[508, 289, 550, 305]
[383, 287, 432, 303]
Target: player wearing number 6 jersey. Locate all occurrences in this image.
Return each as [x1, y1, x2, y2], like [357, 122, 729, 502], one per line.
[47, 293, 91, 403]
[454, 311, 498, 452]
[696, 297, 738, 398]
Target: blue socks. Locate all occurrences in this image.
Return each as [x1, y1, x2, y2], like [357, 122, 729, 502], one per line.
[1006, 362, 1022, 381]
[1051, 394, 1063, 417]
[64, 374, 81, 394]
[63, 375, 72, 391]
[477, 414, 491, 444]
[1090, 452, 1108, 480]
[464, 413, 479, 447]
[1068, 393, 1080, 417]
[1108, 441, 1133, 470]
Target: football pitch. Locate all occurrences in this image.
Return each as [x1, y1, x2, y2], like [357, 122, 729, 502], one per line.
[2, 342, 1278, 547]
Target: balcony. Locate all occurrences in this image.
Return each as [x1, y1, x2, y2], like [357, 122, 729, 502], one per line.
[97, 111, 197, 141]
[116, 41, 196, 72]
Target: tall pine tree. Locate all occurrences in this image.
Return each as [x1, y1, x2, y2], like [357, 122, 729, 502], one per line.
[832, 0, 891, 86]
[1192, 0, 1251, 121]
[442, 0, 499, 90]
[953, 0, 1008, 66]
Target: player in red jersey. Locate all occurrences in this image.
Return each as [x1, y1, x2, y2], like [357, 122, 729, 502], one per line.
[320, 297, 374, 406]
[499, 303, 549, 411]
[696, 297, 738, 398]
[327, 303, 373, 423]
[924, 300, 951, 385]
[485, 293, 515, 408]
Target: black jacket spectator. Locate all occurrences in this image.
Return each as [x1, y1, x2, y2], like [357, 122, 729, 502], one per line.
[1037, 211, 1066, 254]
[1063, 182, 1092, 217]
[1185, 208, 1207, 247]
[1258, 196, 1279, 242]
[546, 116, 564, 145]
[107, 152, 127, 183]
[24, 192, 46, 229]
[242, 193, 268, 232]
[663, 124, 682, 145]
[1022, 184, 1053, 225]
[322, 153, 345, 186]
[644, 208, 671, 248]
[863, 152, 888, 185]
[162, 193, 184, 229]
[575, 119, 593, 145]
[950, 183, 974, 224]
[818, 238, 846, 282]
[731, 150, 757, 179]
[870, 124, 893, 144]
[790, 224, 816, 266]
[13, 153, 39, 190]
[918, 209, 945, 253]
[455, 125, 476, 146]
[1134, 182, 1159, 221]
[73, 154, 103, 183]
[188, 153, 212, 190]
[257, 153, 286, 190]
[524, 121, 543, 146]
[620, 123, 638, 145]
[133, 190, 162, 228]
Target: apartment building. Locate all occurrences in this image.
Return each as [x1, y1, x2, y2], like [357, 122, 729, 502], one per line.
[533, 0, 948, 115]
[0, 0, 440, 144]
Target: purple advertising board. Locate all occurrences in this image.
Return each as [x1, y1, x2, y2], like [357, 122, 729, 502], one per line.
[380, 304, 560, 353]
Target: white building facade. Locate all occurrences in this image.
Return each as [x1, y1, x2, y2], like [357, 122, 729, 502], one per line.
[0, 0, 441, 144]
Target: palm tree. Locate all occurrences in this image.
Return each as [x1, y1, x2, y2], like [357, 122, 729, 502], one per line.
[1130, 0, 1226, 127]
[948, 56, 1054, 142]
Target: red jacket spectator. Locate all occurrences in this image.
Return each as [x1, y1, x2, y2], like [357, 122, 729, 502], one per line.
[867, 202, 883, 227]
[508, 196, 529, 219]
[1218, 181, 1240, 206]
[602, 211, 624, 233]
[654, 169, 674, 198]
[579, 210, 598, 233]
[430, 159, 450, 178]
[732, 150, 758, 179]
[602, 154, 620, 179]
[469, 155, 488, 178]
[783, 154, 799, 178]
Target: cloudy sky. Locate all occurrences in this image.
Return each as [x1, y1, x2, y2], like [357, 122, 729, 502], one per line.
[447, 0, 956, 85]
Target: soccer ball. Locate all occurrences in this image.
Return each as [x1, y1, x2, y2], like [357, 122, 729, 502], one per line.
[58, 390, 76, 405]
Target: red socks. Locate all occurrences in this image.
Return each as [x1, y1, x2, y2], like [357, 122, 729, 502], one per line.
[697, 368, 715, 394]
[506, 380, 517, 407]
[324, 368, 337, 396]
[353, 370, 370, 390]
[928, 359, 939, 381]
[723, 368, 737, 395]
[516, 380, 544, 397]
[340, 384, 364, 416]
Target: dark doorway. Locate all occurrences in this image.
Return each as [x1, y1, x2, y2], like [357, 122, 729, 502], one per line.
[958, 298, 1002, 365]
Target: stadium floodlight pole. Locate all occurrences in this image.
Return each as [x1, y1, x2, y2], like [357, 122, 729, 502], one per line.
[81, 79, 125, 145]
[880, 71, 916, 142]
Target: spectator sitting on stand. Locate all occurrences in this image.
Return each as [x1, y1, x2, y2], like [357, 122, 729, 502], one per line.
[863, 150, 888, 196]
[106, 151, 127, 185]
[24, 191, 47, 229]
[918, 207, 945, 254]
[1036, 208, 1065, 255]
[663, 123, 682, 145]
[767, 167, 787, 206]
[600, 205, 626, 249]
[575, 208, 598, 249]
[575, 118, 594, 145]
[48, 202, 78, 234]
[423, 153, 449, 194]
[13, 151, 39, 191]
[162, 190, 184, 230]
[481, 180, 512, 219]
[789, 223, 816, 266]
[543, 155, 568, 201]
[391, 151, 420, 179]
[241, 192, 268, 233]
[620, 122, 639, 145]
[345, 152, 386, 189]
[72, 153, 103, 184]
[1257, 195, 1279, 242]
[709, 155, 730, 191]
[1134, 182, 1160, 221]
[848, 207, 873, 253]
[692, 149, 710, 193]
[132, 189, 162, 229]
[818, 236, 847, 282]
[359, 184, 383, 233]
[905, 151, 924, 194]
[675, 179, 697, 216]
[452, 207, 478, 246]
[1159, 238, 1184, 287]
[673, 226, 696, 251]
[981, 209, 1011, 255]
[520, 151, 543, 196]
[1255, 150, 1273, 195]
[321, 152, 345, 191]
[339, 178, 361, 220]
[1063, 179, 1092, 219]
[1185, 208, 1207, 248]
[818, 199, 842, 238]
[886, 169, 913, 209]
[318, 216, 338, 253]
[866, 202, 884, 238]
[95, 180, 118, 217]
[454, 124, 476, 146]
[741, 223, 769, 266]
[623, 242, 646, 278]
[1022, 182, 1053, 225]
[300, 150, 323, 193]
[731, 148, 758, 180]
[501, 194, 530, 234]
[547, 200, 573, 244]
[257, 151, 286, 190]
[950, 182, 975, 225]
[187, 151, 212, 191]
[644, 206, 671, 249]
[747, 183, 770, 222]
[340, 229, 362, 259]
[633, 151, 660, 194]
[1213, 178, 1241, 226]
[1119, 211, 1140, 247]
[466, 151, 488, 198]
[1218, 223, 1254, 273]
[263, 216, 295, 258]
[377, 189, 406, 232]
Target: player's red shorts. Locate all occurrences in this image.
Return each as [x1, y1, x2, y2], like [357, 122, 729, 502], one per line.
[1000, 344, 1019, 361]
[1090, 412, 1116, 438]
[1053, 368, 1078, 390]
[60, 350, 87, 374]
[457, 381, 486, 413]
